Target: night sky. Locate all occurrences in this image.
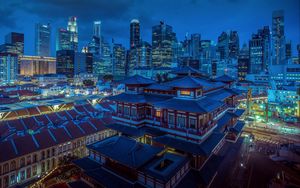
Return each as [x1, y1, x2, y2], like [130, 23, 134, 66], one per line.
[0, 0, 299, 56]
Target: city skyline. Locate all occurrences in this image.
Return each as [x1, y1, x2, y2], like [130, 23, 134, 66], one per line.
[0, 0, 299, 56]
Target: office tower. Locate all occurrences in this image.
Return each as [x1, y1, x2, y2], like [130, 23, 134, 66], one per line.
[199, 40, 216, 73]
[112, 43, 126, 78]
[249, 26, 271, 74]
[217, 31, 229, 60]
[35, 23, 51, 56]
[285, 41, 291, 60]
[5, 32, 24, 56]
[88, 36, 100, 55]
[56, 28, 72, 51]
[19, 55, 56, 76]
[297, 44, 300, 64]
[56, 50, 75, 78]
[93, 21, 101, 38]
[0, 53, 18, 84]
[139, 41, 152, 67]
[93, 38, 112, 76]
[128, 41, 152, 75]
[130, 19, 140, 48]
[238, 44, 250, 81]
[191, 33, 201, 60]
[74, 52, 93, 75]
[67, 16, 78, 52]
[152, 21, 176, 68]
[0, 43, 18, 54]
[272, 10, 285, 65]
[229, 31, 239, 59]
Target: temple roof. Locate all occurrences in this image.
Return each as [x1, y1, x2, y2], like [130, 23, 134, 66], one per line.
[165, 76, 204, 89]
[153, 97, 224, 113]
[87, 136, 163, 169]
[154, 132, 225, 156]
[145, 83, 173, 91]
[107, 93, 172, 104]
[121, 75, 155, 85]
[165, 76, 225, 90]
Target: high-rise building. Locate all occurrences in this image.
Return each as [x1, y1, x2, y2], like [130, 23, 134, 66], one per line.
[56, 50, 75, 78]
[67, 16, 78, 52]
[130, 19, 140, 49]
[297, 44, 300, 64]
[191, 33, 201, 59]
[0, 43, 18, 54]
[285, 40, 292, 60]
[93, 21, 101, 38]
[238, 44, 249, 81]
[112, 43, 126, 78]
[56, 28, 72, 51]
[249, 26, 271, 74]
[74, 52, 93, 75]
[35, 23, 51, 56]
[217, 32, 229, 60]
[93, 38, 112, 76]
[88, 36, 101, 55]
[19, 55, 56, 76]
[0, 53, 18, 84]
[272, 10, 285, 65]
[5, 32, 24, 56]
[152, 21, 176, 68]
[229, 31, 239, 59]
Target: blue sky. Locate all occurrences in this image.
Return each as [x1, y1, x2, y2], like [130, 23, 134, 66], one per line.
[0, 0, 299, 56]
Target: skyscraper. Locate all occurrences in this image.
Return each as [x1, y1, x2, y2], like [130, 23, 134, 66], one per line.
[217, 32, 229, 60]
[191, 33, 201, 60]
[74, 52, 93, 74]
[93, 21, 101, 38]
[272, 10, 285, 65]
[5, 32, 24, 56]
[238, 44, 249, 81]
[56, 28, 72, 51]
[35, 23, 51, 56]
[56, 50, 75, 78]
[285, 40, 292, 60]
[130, 19, 140, 49]
[112, 43, 126, 78]
[229, 31, 239, 59]
[297, 44, 300, 64]
[67, 16, 78, 52]
[0, 53, 18, 84]
[152, 21, 176, 68]
[88, 36, 100, 55]
[249, 26, 271, 74]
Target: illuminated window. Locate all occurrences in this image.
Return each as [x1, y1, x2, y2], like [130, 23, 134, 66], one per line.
[156, 110, 161, 117]
[180, 90, 191, 96]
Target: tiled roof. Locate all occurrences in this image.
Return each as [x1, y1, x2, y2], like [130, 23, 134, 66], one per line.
[87, 136, 163, 169]
[154, 132, 225, 156]
[107, 93, 172, 104]
[145, 83, 173, 91]
[154, 97, 224, 113]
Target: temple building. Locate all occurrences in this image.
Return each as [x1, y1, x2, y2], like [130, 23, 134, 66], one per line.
[73, 67, 246, 187]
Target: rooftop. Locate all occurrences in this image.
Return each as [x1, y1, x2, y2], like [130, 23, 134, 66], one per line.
[87, 136, 164, 169]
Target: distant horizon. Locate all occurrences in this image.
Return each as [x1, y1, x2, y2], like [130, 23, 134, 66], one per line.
[0, 0, 299, 56]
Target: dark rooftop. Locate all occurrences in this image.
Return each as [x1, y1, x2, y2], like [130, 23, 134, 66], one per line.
[153, 97, 224, 113]
[87, 136, 164, 169]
